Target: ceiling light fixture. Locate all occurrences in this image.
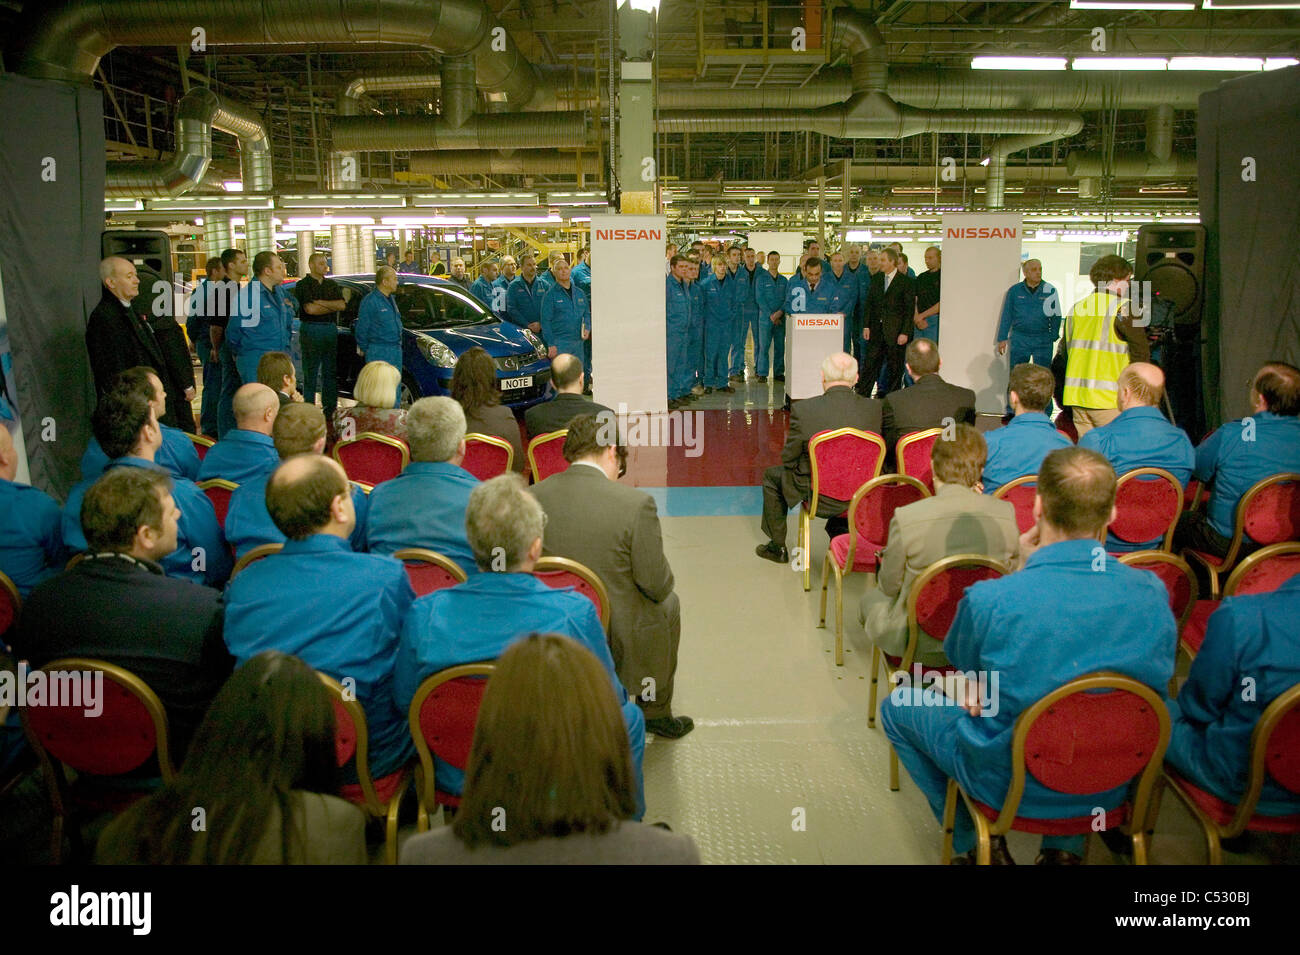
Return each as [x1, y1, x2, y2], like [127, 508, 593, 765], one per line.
[971, 57, 1068, 70]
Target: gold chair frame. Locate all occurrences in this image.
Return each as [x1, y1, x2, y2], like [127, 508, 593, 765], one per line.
[230, 542, 284, 579]
[1182, 472, 1300, 599]
[407, 663, 496, 832]
[801, 428, 887, 592]
[463, 432, 516, 476]
[526, 429, 569, 482]
[534, 555, 613, 633]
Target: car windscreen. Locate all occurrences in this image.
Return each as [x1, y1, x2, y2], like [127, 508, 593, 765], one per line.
[393, 283, 494, 329]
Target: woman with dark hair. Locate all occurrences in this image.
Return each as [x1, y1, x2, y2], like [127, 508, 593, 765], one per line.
[400, 634, 699, 864]
[95, 651, 366, 864]
[450, 346, 525, 473]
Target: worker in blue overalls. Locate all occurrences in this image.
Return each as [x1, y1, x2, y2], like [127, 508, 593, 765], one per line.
[685, 254, 705, 397]
[505, 254, 544, 334]
[666, 255, 694, 410]
[755, 251, 790, 385]
[782, 257, 844, 380]
[827, 251, 860, 358]
[996, 258, 1061, 415]
[699, 258, 735, 394]
[355, 266, 404, 407]
[539, 258, 591, 375]
[732, 247, 761, 383]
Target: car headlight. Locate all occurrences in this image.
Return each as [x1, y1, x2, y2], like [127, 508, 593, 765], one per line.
[522, 328, 547, 359]
[425, 337, 457, 367]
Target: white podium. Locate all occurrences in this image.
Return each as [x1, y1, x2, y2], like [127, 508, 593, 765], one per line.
[784, 313, 845, 400]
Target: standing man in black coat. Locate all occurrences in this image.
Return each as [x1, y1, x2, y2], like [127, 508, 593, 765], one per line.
[860, 248, 917, 397]
[86, 257, 192, 429]
[757, 352, 884, 563]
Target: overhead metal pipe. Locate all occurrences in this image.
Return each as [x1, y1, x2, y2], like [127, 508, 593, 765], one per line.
[885, 68, 1229, 111]
[1065, 151, 1198, 178]
[983, 127, 1084, 210]
[104, 86, 214, 197]
[408, 149, 599, 175]
[331, 112, 588, 152]
[441, 55, 477, 128]
[1146, 104, 1175, 162]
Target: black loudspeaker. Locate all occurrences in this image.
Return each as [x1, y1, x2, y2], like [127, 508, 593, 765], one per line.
[1135, 224, 1206, 327]
[101, 229, 172, 277]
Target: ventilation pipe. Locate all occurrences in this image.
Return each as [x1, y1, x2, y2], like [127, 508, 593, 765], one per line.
[440, 55, 477, 128]
[408, 149, 599, 175]
[983, 127, 1083, 210]
[104, 86, 214, 197]
[1065, 105, 1195, 179]
[330, 111, 588, 152]
[205, 213, 232, 259]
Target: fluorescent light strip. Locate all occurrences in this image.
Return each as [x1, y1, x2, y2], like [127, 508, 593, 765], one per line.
[285, 217, 376, 227]
[1072, 57, 1168, 71]
[1265, 58, 1300, 70]
[1070, 0, 1195, 9]
[475, 214, 562, 226]
[971, 57, 1068, 71]
[380, 216, 469, 226]
[1204, 0, 1300, 8]
[410, 193, 539, 208]
[1169, 56, 1262, 71]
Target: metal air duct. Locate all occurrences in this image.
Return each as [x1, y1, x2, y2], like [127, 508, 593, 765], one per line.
[408, 149, 599, 175]
[331, 111, 588, 152]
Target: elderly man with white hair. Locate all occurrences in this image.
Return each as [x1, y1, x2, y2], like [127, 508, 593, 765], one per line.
[757, 352, 884, 563]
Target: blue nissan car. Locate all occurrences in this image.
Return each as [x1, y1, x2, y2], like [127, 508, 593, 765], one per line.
[285, 273, 551, 409]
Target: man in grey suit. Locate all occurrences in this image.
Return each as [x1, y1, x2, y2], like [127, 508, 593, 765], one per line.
[524, 353, 614, 438]
[882, 339, 977, 455]
[860, 424, 1019, 667]
[530, 414, 692, 739]
[758, 352, 884, 563]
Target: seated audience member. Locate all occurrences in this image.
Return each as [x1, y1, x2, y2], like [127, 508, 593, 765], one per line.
[196, 383, 281, 484]
[223, 455, 414, 779]
[63, 383, 232, 587]
[1080, 363, 1195, 552]
[982, 363, 1071, 492]
[757, 352, 883, 563]
[225, 404, 369, 558]
[1167, 575, 1300, 819]
[333, 360, 407, 442]
[395, 475, 646, 807]
[80, 367, 200, 482]
[0, 426, 68, 596]
[15, 467, 232, 760]
[882, 339, 976, 455]
[400, 634, 698, 865]
[524, 353, 614, 438]
[1174, 361, 1300, 558]
[365, 397, 476, 571]
[96, 651, 365, 864]
[257, 351, 300, 409]
[531, 414, 692, 739]
[882, 446, 1175, 865]
[451, 346, 526, 473]
[860, 425, 1020, 667]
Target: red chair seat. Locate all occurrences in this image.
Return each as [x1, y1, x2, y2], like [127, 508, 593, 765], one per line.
[970, 799, 1130, 834]
[829, 534, 884, 572]
[340, 767, 409, 807]
[1165, 769, 1300, 834]
[1181, 600, 1218, 654]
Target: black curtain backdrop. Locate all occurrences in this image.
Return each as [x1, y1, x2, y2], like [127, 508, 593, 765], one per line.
[0, 74, 104, 499]
[1198, 66, 1300, 428]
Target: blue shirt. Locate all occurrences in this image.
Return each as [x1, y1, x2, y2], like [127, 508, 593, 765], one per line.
[364, 461, 477, 573]
[225, 473, 369, 558]
[227, 280, 293, 357]
[468, 276, 503, 316]
[996, 280, 1061, 343]
[982, 412, 1072, 493]
[1193, 412, 1300, 539]
[540, 282, 590, 355]
[62, 456, 232, 588]
[505, 275, 544, 329]
[1080, 406, 1195, 487]
[826, 268, 860, 324]
[0, 478, 67, 597]
[394, 572, 645, 802]
[945, 538, 1175, 817]
[666, 275, 692, 330]
[195, 429, 280, 485]
[355, 289, 403, 353]
[571, 261, 592, 296]
[223, 534, 415, 777]
[1172, 576, 1300, 814]
[755, 269, 789, 317]
[81, 424, 200, 483]
[698, 273, 732, 330]
[735, 264, 760, 309]
[784, 275, 844, 315]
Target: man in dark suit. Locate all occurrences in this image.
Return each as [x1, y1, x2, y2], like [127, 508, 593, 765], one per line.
[860, 247, 917, 396]
[757, 352, 883, 562]
[882, 339, 977, 454]
[524, 353, 614, 438]
[530, 414, 692, 740]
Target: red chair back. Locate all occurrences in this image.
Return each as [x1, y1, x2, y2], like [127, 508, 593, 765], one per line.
[197, 479, 237, 530]
[1267, 706, 1300, 794]
[0, 571, 19, 639]
[1054, 411, 1078, 444]
[809, 429, 886, 509]
[897, 428, 942, 491]
[1242, 475, 1300, 545]
[1225, 543, 1300, 597]
[993, 477, 1038, 534]
[333, 432, 409, 487]
[461, 434, 514, 480]
[848, 476, 929, 556]
[1118, 552, 1197, 633]
[330, 697, 359, 769]
[1023, 686, 1164, 794]
[532, 556, 611, 631]
[912, 558, 1007, 641]
[1112, 468, 1182, 548]
[527, 430, 570, 483]
[408, 664, 495, 804]
[186, 432, 214, 460]
[393, 548, 468, 597]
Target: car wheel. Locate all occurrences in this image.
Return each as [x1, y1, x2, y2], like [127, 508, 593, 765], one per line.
[400, 375, 420, 410]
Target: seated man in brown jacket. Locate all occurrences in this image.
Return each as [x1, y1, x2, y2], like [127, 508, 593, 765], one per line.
[859, 424, 1020, 667]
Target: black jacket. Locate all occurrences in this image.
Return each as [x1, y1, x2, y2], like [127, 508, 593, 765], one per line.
[882, 374, 977, 452]
[781, 386, 884, 498]
[865, 270, 918, 342]
[524, 392, 614, 438]
[86, 288, 169, 399]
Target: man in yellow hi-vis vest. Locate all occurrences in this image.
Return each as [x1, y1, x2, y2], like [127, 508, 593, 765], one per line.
[1061, 255, 1150, 438]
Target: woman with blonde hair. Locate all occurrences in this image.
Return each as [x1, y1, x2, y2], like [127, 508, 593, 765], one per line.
[400, 634, 699, 864]
[334, 360, 407, 440]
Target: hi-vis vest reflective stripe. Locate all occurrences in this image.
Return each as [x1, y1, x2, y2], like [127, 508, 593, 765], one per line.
[1063, 292, 1128, 409]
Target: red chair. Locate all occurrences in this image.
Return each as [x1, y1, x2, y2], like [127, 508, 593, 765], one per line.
[197, 478, 238, 531]
[527, 430, 570, 483]
[332, 431, 410, 490]
[185, 432, 214, 460]
[941, 672, 1170, 865]
[408, 663, 495, 829]
[1161, 682, 1300, 864]
[230, 542, 283, 580]
[21, 658, 175, 863]
[461, 433, 515, 480]
[393, 548, 468, 597]
[1116, 551, 1199, 657]
[1111, 468, 1183, 552]
[1054, 410, 1078, 444]
[818, 475, 930, 665]
[897, 428, 943, 492]
[318, 671, 412, 865]
[875, 555, 1010, 790]
[992, 475, 1037, 534]
[0, 570, 19, 641]
[532, 556, 611, 632]
[1180, 542, 1300, 662]
[1183, 472, 1300, 599]
[800, 428, 887, 591]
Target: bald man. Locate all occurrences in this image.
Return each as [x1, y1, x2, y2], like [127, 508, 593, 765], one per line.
[525, 354, 613, 437]
[196, 383, 281, 484]
[0, 425, 69, 596]
[222, 454, 416, 779]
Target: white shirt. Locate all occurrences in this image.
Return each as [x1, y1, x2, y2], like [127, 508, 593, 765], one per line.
[883, 269, 897, 292]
